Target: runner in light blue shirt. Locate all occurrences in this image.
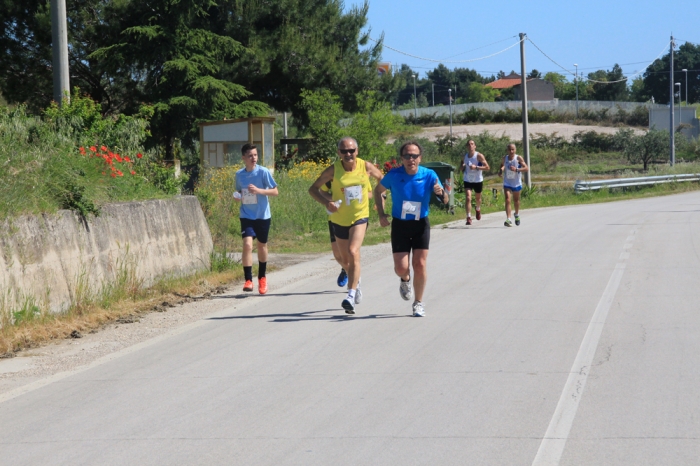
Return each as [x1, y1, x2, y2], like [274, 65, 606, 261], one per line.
[233, 144, 278, 294]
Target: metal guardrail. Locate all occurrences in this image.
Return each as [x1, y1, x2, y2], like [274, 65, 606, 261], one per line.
[574, 174, 700, 193]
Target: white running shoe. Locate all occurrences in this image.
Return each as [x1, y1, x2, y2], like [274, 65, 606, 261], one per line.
[342, 299, 355, 314]
[412, 301, 425, 317]
[354, 286, 362, 304]
[399, 279, 413, 301]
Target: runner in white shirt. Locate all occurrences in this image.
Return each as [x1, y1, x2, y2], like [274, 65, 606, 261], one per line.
[458, 139, 490, 225]
[497, 143, 528, 227]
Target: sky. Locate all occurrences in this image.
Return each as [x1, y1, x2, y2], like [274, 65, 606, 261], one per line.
[345, 0, 698, 83]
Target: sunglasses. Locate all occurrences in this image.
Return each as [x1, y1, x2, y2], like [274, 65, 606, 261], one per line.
[339, 149, 356, 155]
[401, 153, 421, 159]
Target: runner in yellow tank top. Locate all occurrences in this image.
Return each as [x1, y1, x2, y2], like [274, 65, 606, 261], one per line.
[309, 137, 384, 314]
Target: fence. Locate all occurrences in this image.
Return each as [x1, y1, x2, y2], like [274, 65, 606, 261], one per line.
[574, 174, 700, 193]
[395, 100, 666, 119]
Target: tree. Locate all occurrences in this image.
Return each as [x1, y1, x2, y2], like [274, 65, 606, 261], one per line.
[91, 0, 267, 159]
[623, 130, 669, 171]
[528, 69, 542, 79]
[642, 42, 700, 105]
[345, 91, 403, 163]
[588, 64, 629, 101]
[629, 76, 649, 102]
[219, 0, 386, 122]
[299, 89, 343, 163]
[463, 82, 498, 103]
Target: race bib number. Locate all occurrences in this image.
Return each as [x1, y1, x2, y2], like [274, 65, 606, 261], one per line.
[242, 188, 258, 205]
[401, 201, 421, 220]
[467, 169, 480, 183]
[344, 185, 363, 204]
[506, 168, 518, 180]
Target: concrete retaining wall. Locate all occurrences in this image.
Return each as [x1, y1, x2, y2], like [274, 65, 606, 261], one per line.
[0, 196, 213, 313]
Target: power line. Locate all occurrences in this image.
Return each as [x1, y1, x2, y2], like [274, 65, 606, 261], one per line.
[527, 37, 670, 84]
[368, 36, 522, 64]
[438, 35, 518, 61]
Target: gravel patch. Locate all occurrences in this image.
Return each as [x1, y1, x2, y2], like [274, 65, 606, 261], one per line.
[411, 122, 644, 142]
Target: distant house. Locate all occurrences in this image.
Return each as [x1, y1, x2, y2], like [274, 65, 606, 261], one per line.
[486, 72, 554, 101]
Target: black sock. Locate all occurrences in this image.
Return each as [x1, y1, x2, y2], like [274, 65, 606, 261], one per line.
[258, 262, 267, 279]
[244, 266, 253, 281]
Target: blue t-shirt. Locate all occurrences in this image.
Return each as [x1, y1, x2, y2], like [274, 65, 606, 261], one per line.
[380, 166, 443, 220]
[235, 165, 278, 220]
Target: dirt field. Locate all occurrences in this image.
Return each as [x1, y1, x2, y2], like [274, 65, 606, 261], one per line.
[413, 122, 645, 142]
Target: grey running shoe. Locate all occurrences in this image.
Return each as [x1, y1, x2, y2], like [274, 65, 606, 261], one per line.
[504, 219, 513, 227]
[412, 301, 425, 317]
[515, 215, 521, 226]
[399, 279, 413, 301]
[342, 299, 355, 314]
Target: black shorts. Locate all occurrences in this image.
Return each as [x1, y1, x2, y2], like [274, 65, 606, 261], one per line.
[463, 181, 483, 193]
[391, 217, 430, 253]
[240, 218, 271, 243]
[328, 221, 336, 243]
[331, 218, 369, 241]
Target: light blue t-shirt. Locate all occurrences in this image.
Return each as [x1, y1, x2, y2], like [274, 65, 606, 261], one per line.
[235, 165, 277, 220]
[380, 166, 443, 220]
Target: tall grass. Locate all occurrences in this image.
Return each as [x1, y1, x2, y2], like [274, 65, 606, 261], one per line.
[0, 106, 180, 220]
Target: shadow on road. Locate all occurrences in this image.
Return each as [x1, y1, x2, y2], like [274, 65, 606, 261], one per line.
[212, 290, 343, 300]
[208, 309, 403, 322]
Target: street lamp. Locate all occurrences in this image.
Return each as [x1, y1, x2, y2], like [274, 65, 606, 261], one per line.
[412, 74, 417, 120]
[682, 69, 688, 106]
[574, 64, 579, 119]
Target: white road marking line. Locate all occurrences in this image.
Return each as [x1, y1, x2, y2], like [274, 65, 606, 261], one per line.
[532, 228, 637, 466]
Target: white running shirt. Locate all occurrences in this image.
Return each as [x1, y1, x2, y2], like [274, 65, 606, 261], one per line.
[463, 152, 483, 183]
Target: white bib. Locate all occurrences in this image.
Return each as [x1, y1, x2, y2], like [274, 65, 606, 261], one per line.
[344, 185, 363, 204]
[505, 168, 518, 180]
[467, 169, 480, 183]
[401, 201, 421, 220]
[241, 188, 258, 205]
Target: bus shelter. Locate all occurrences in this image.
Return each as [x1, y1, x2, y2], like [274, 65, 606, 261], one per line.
[198, 117, 276, 170]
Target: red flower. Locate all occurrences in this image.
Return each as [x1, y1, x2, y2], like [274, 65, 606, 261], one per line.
[124, 156, 131, 163]
[90, 146, 97, 152]
[110, 173, 116, 178]
[130, 170, 136, 175]
[117, 170, 123, 177]
[136, 153, 143, 159]
[101, 145, 107, 151]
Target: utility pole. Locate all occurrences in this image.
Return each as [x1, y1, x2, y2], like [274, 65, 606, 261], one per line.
[574, 64, 579, 119]
[283, 112, 288, 159]
[448, 89, 453, 138]
[412, 74, 417, 120]
[51, 0, 70, 105]
[519, 33, 531, 188]
[670, 35, 675, 166]
[432, 83, 435, 107]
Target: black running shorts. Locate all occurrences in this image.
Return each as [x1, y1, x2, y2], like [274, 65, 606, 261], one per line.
[391, 217, 430, 253]
[463, 181, 484, 193]
[328, 220, 336, 243]
[331, 218, 369, 241]
[240, 218, 271, 243]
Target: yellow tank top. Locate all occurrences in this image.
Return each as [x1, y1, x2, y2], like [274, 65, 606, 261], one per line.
[329, 158, 370, 226]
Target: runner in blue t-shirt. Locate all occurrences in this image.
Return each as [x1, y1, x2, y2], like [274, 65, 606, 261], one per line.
[374, 141, 448, 317]
[234, 143, 278, 294]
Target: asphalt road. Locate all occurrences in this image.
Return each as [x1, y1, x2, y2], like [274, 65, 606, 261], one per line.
[2, 191, 700, 465]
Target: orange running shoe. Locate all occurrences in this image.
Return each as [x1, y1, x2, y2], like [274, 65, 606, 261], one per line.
[258, 277, 268, 295]
[243, 280, 254, 292]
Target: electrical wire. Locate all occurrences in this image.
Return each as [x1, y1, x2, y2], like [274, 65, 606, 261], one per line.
[368, 36, 522, 64]
[438, 35, 519, 61]
[527, 36, 670, 84]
